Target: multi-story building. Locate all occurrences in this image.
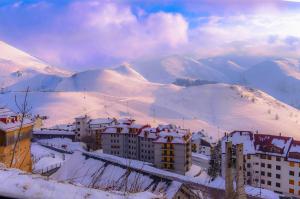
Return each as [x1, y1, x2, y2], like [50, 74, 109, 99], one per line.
[74, 115, 117, 150]
[102, 122, 192, 175]
[221, 130, 300, 197]
[33, 124, 76, 141]
[191, 131, 212, 156]
[0, 108, 34, 172]
[153, 129, 192, 174]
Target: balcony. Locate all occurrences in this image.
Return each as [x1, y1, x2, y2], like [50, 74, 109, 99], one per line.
[161, 158, 175, 163]
[161, 152, 174, 156]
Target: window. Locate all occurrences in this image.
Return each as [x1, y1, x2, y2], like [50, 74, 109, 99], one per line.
[290, 162, 295, 167]
[261, 171, 265, 176]
[276, 165, 281, 170]
[276, 157, 281, 161]
[267, 172, 272, 177]
[276, 174, 281, 179]
[290, 179, 294, 185]
[261, 179, 265, 184]
[289, 189, 294, 194]
[260, 154, 266, 159]
[247, 172, 251, 176]
[298, 181, 300, 186]
[247, 163, 251, 168]
[267, 155, 272, 160]
[267, 164, 272, 169]
[290, 171, 295, 176]
[247, 154, 251, 159]
[261, 163, 265, 167]
[267, 181, 271, 186]
[276, 183, 280, 188]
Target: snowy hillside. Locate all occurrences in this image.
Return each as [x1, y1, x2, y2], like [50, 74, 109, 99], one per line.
[243, 59, 300, 108]
[133, 55, 300, 110]
[132, 55, 227, 83]
[1, 42, 300, 140]
[2, 65, 300, 140]
[0, 41, 70, 87]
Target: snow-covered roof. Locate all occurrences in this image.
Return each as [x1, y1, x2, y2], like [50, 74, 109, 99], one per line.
[191, 131, 206, 141]
[222, 131, 300, 158]
[89, 118, 116, 125]
[157, 124, 178, 131]
[254, 134, 292, 156]
[154, 130, 191, 144]
[0, 108, 34, 132]
[221, 131, 255, 154]
[288, 140, 300, 162]
[0, 108, 16, 117]
[139, 127, 159, 139]
[103, 123, 150, 135]
[33, 128, 75, 135]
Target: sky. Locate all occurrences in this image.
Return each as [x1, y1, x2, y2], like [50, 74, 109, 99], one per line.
[1, 0, 300, 71]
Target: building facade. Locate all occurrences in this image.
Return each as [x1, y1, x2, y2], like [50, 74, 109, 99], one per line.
[221, 131, 300, 197]
[0, 108, 34, 172]
[74, 116, 117, 150]
[191, 133, 212, 156]
[102, 122, 192, 175]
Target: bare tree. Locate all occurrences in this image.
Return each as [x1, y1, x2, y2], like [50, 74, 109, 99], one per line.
[10, 87, 32, 168]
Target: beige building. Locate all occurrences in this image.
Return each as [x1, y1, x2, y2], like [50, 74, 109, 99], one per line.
[74, 116, 117, 150]
[102, 122, 192, 175]
[0, 108, 34, 172]
[222, 131, 300, 197]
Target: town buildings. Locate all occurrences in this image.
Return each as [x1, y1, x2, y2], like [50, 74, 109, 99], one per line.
[101, 120, 192, 174]
[221, 130, 300, 197]
[33, 124, 76, 141]
[0, 108, 34, 172]
[191, 131, 212, 156]
[74, 115, 117, 150]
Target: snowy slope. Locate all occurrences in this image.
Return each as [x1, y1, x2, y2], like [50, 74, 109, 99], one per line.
[2, 65, 300, 140]
[243, 59, 300, 108]
[0, 41, 70, 87]
[0, 166, 156, 199]
[132, 55, 227, 83]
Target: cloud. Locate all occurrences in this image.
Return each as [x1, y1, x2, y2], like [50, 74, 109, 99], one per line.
[1, 1, 300, 70]
[0, 1, 188, 70]
[188, 13, 300, 58]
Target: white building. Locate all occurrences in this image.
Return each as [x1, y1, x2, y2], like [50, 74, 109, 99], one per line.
[221, 131, 300, 197]
[191, 131, 212, 156]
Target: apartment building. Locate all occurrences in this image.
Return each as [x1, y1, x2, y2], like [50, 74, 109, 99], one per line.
[0, 108, 34, 172]
[102, 122, 192, 175]
[221, 131, 300, 197]
[74, 115, 117, 150]
[191, 132, 212, 156]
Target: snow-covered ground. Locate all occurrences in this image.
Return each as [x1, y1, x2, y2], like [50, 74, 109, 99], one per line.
[31, 139, 86, 173]
[0, 165, 157, 199]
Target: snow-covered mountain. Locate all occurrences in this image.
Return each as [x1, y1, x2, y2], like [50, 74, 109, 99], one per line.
[2, 62, 300, 139]
[132, 55, 228, 83]
[243, 58, 300, 108]
[1, 41, 300, 139]
[0, 41, 70, 88]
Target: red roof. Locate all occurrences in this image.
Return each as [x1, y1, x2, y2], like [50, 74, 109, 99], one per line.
[288, 140, 300, 160]
[254, 134, 291, 155]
